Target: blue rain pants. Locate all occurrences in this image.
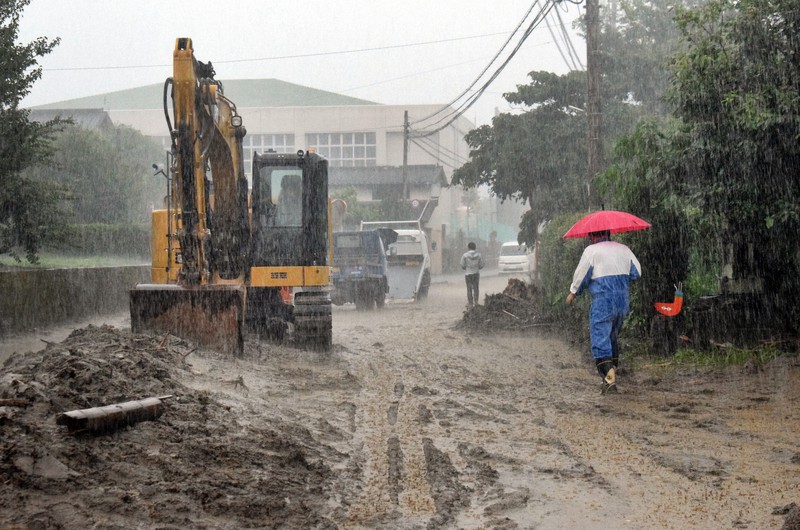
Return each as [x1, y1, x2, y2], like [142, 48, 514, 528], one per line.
[589, 289, 629, 361]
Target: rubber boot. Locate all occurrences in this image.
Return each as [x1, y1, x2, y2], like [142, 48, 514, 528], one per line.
[596, 357, 617, 394]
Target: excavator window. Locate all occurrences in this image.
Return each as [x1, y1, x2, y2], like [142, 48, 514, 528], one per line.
[273, 172, 302, 227]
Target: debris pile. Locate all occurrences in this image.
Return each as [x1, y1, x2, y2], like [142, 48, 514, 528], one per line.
[0, 325, 337, 529]
[458, 278, 551, 333]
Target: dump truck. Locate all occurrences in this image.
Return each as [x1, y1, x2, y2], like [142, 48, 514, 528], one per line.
[330, 229, 397, 310]
[129, 38, 331, 354]
[360, 221, 431, 302]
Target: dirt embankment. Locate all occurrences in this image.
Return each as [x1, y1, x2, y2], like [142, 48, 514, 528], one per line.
[1, 274, 799, 529]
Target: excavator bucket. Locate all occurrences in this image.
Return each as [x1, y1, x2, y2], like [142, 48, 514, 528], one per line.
[130, 284, 244, 355]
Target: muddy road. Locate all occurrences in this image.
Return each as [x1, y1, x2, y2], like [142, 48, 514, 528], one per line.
[1, 274, 799, 529]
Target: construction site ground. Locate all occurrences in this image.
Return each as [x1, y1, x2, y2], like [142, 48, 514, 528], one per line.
[1, 274, 799, 529]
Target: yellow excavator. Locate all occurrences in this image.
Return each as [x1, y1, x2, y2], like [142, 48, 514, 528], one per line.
[130, 38, 332, 354]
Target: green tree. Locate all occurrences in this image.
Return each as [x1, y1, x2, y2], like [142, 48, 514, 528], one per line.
[331, 187, 376, 230]
[669, 0, 800, 331]
[0, 0, 60, 262]
[452, 70, 588, 241]
[23, 124, 166, 224]
[599, 0, 693, 116]
[454, 0, 693, 248]
[603, 0, 800, 338]
[598, 118, 696, 326]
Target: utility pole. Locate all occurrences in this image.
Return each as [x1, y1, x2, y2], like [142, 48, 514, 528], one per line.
[586, 0, 602, 209]
[402, 110, 409, 199]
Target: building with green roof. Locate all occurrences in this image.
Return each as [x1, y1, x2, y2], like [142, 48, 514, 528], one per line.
[32, 79, 378, 110]
[32, 79, 524, 273]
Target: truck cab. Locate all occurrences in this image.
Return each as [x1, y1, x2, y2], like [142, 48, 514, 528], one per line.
[331, 229, 395, 310]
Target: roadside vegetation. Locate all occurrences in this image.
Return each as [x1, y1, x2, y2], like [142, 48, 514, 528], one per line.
[0, 252, 146, 270]
[1, 0, 163, 266]
[453, 0, 800, 359]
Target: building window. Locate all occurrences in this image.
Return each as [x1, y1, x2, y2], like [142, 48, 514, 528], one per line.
[152, 134, 295, 182]
[306, 132, 376, 167]
[243, 134, 295, 177]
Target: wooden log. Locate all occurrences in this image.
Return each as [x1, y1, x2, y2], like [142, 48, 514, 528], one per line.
[0, 398, 32, 407]
[56, 395, 172, 434]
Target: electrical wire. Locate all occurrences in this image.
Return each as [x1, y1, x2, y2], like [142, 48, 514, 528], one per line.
[554, 4, 584, 69]
[410, 139, 466, 168]
[409, 138, 456, 166]
[41, 31, 515, 72]
[411, 0, 558, 135]
[414, 135, 470, 166]
[410, 0, 558, 137]
[544, 10, 580, 71]
[408, 1, 540, 127]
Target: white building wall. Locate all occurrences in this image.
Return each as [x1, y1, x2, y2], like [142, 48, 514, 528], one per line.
[108, 102, 475, 270]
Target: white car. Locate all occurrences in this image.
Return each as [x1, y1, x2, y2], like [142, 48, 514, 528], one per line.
[498, 241, 536, 279]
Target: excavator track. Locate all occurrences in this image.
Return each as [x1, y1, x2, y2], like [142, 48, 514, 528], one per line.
[293, 292, 332, 351]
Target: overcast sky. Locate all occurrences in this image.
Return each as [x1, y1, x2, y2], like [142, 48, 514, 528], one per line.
[19, 0, 585, 127]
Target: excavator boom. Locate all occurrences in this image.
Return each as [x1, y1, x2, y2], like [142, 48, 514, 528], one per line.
[130, 38, 249, 355]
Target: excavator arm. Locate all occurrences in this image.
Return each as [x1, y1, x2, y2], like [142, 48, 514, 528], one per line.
[130, 38, 249, 355]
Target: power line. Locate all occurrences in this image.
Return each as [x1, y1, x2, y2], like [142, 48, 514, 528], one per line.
[554, 3, 584, 69]
[544, 9, 580, 71]
[408, 1, 540, 127]
[410, 0, 559, 137]
[409, 138, 458, 167]
[414, 135, 470, 166]
[410, 139, 466, 168]
[41, 31, 516, 72]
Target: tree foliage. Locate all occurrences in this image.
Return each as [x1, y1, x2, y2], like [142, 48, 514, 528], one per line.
[604, 0, 800, 335]
[0, 0, 60, 262]
[671, 0, 800, 330]
[23, 124, 166, 224]
[452, 71, 588, 238]
[454, 1, 690, 248]
[598, 118, 696, 320]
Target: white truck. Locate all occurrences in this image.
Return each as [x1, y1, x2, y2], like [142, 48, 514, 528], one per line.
[360, 220, 432, 302]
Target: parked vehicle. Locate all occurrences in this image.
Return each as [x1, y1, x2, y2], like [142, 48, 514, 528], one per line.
[498, 241, 536, 279]
[331, 229, 396, 310]
[360, 221, 432, 302]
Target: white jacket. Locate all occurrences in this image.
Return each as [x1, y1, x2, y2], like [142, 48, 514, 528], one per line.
[460, 249, 485, 275]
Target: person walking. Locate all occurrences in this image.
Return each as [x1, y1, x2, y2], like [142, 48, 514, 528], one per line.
[566, 230, 641, 394]
[461, 241, 485, 308]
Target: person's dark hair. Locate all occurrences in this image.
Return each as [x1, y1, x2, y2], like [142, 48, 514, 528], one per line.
[467, 241, 476, 250]
[589, 230, 610, 242]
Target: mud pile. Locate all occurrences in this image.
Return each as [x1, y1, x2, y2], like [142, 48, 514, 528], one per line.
[458, 278, 550, 333]
[0, 325, 337, 530]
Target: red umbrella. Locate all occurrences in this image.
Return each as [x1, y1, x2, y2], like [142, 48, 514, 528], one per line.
[563, 210, 651, 239]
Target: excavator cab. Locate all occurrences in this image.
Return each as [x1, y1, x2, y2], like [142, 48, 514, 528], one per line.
[247, 150, 332, 350]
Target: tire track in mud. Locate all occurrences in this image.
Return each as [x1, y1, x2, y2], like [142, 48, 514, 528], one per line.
[333, 277, 800, 528]
[345, 353, 437, 526]
[341, 311, 587, 527]
[340, 299, 494, 527]
[338, 292, 606, 528]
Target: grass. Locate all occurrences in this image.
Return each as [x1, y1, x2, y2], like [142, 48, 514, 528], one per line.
[626, 342, 797, 376]
[0, 252, 148, 269]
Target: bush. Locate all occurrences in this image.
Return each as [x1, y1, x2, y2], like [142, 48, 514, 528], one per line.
[51, 223, 150, 257]
[537, 212, 591, 343]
